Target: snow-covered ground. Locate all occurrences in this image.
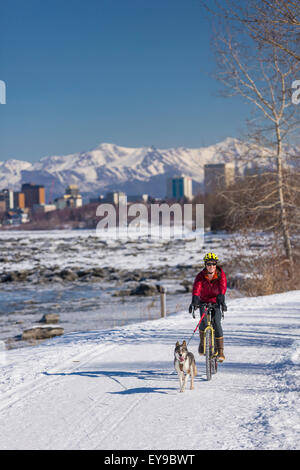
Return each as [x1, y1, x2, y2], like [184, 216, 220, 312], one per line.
[0, 228, 278, 274]
[0, 291, 299, 450]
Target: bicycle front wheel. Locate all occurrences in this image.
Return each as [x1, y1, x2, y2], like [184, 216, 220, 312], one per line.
[212, 355, 218, 375]
[212, 334, 218, 375]
[205, 329, 212, 381]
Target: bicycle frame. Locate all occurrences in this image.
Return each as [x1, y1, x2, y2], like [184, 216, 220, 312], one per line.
[191, 302, 224, 380]
[202, 305, 218, 358]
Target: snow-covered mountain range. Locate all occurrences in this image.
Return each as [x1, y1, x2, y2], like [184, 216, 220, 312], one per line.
[0, 137, 297, 201]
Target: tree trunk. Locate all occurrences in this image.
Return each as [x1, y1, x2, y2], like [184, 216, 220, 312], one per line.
[275, 122, 293, 265]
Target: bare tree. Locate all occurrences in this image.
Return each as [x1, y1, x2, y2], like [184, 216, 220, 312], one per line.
[203, 0, 300, 62]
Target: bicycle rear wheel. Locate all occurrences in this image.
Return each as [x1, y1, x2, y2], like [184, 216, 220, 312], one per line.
[205, 329, 212, 381]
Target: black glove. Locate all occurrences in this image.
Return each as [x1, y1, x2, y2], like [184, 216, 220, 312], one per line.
[216, 294, 227, 312]
[189, 295, 200, 314]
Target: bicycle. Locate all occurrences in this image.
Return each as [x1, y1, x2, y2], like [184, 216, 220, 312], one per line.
[191, 303, 221, 381]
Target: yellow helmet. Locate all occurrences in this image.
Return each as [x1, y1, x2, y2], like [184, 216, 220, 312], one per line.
[203, 252, 219, 263]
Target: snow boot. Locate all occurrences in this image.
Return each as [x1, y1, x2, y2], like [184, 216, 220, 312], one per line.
[198, 331, 205, 355]
[216, 337, 225, 362]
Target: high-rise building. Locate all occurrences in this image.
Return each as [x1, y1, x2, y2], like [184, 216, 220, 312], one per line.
[0, 195, 5, 212]
[21, 183, 45, 208]
[54, 185, 83, 210]
[0, 189, 14, 211]
[204, 163, 235, 194]
[105, 192, 127, 205]
[13, 192, 25, 209]
[167, 176, 193, 200]
[65, 184, 80, 198]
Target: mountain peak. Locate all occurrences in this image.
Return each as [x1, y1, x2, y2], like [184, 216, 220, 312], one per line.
[95, 142, 138, 153]
[1, 137, 296, 201]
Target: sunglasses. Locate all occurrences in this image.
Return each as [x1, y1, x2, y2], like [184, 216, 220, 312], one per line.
[206, 262, 217, 266]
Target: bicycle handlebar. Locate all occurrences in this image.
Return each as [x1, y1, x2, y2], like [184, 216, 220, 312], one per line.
[191, 302, 227, 318]
[192, 303, 218, 311]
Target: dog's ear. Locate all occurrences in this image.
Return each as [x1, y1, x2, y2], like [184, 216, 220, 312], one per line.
[176, 341, 180, 347]
[182, 340, 187, 347]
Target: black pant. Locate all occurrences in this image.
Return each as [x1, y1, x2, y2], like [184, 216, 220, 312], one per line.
[199, 304, 223, 338]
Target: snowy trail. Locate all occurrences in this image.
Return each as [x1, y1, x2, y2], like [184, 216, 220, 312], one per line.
[0, 292, 299, 450]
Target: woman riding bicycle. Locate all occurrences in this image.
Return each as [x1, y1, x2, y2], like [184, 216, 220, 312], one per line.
[189, 252, 227, 362]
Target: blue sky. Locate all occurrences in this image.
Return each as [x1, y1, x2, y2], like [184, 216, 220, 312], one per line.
[0, 0, 249, 163]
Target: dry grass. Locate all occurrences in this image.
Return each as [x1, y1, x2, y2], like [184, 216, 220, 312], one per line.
[224, 250, 300, 297]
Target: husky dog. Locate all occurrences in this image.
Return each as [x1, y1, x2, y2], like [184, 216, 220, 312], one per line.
[174, 340, 197, 392]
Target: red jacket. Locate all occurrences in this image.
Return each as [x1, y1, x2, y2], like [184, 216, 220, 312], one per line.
[192, 266, 227, 303]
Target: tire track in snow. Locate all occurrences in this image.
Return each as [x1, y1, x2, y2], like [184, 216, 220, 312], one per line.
[235, 344, 300, 450]
[0, 342, 119, 414]
[68, 392, 148, 450]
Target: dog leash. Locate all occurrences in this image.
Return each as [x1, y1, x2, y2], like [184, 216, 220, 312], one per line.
[186, 308, 207, 346]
